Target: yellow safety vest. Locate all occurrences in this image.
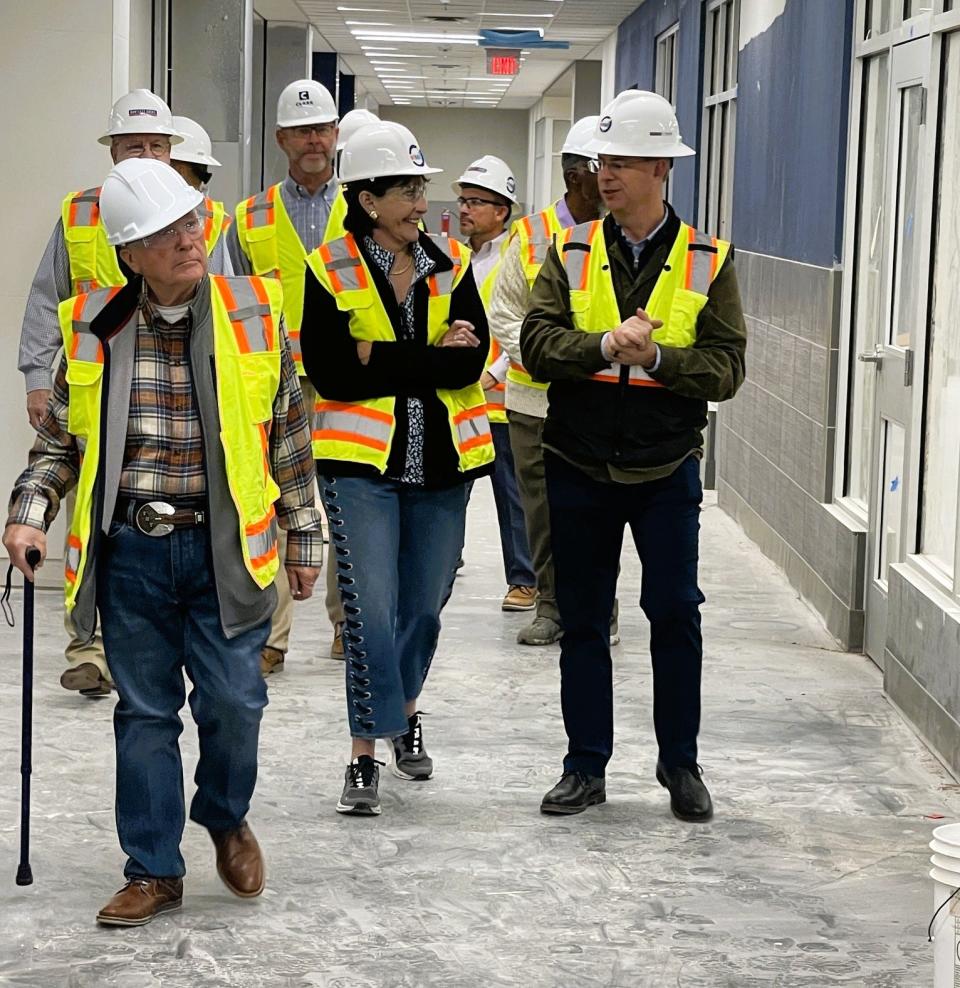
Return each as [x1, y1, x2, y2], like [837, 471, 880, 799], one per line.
[62, 188, 229, 296]
[304, 232, 495, 473]
[505, 203, 567, 393]
[478, 246, 507, 424]
[558, 219, 731, 388]
[58, 274, 284, 612]
[234, 182, 348, 376]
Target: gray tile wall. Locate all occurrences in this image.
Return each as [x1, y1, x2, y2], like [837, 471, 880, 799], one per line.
[717, 250, 866, 648]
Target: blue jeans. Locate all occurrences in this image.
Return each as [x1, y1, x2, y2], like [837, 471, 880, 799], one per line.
[488, 423, 536, 587]
[321, 475, 466, 739]
[545, 453, 705, 777]
[96, 522, 269, 879]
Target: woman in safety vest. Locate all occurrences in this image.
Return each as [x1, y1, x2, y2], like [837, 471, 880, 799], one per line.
[301, 122, 493, 817]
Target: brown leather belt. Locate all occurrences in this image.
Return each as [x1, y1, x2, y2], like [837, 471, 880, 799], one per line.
[114, 498, 207, 537]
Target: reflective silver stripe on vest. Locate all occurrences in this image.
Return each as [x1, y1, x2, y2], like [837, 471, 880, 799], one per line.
[66, 543, 80, 576]
[70, 188, 100, 227]
[288, 331, 302, 362]
[317, 406, 392, 448]
[428, 235, 461, 295]
[561, 221, 596, 291]
[247, 515, 278, 562]
[71, 291, 113, 360]
[224, 279, 273, 352]
[323, 238, 367, 291]
[688, 230, 719, 296]
[456, 411, 491, 447]
[245, 189, 274, 229]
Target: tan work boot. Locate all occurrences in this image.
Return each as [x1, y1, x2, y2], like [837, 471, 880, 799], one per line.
[209, 822, 265, 898]
[260, 646, 285, 677]
[96, 877, 183, 927]
[502, 585, 538, 612]
[330, 622, 345, 660]
[60, 662, 113, 697]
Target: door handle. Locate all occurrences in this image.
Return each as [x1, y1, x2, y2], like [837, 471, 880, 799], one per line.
[858, 346, 884, 364]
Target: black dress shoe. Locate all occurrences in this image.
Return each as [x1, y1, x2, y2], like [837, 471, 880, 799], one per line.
[540, 771, 606, 815]
[656, 761, 713, 822]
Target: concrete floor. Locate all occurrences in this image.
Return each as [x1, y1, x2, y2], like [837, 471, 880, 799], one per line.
[0, 489, 956, 987]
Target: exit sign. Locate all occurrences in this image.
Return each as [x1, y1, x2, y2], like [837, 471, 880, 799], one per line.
[487, 51, 519, 75]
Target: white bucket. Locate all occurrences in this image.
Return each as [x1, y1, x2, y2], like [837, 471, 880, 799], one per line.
[931, 824, 960, 988]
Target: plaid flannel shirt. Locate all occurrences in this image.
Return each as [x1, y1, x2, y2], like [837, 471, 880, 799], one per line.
[8, 306, 323, 568]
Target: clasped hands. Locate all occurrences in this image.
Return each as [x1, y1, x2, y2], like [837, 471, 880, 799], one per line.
[606, 308, 663, 369]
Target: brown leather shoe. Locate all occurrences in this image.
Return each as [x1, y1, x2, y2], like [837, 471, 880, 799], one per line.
[501, 585, 538, 612]
[96, 877, 183, 927]
[210, 822, 265, 898]
[329, 622, 345, 660]
[260, 646, 285, 677]
[60, 662, 113, 697]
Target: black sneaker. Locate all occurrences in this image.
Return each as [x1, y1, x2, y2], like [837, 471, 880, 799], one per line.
[336, 755, 383, 815]
[540, 771, 606, 815]
[656, 761, 713, 822]
[391, 712, 433, 781]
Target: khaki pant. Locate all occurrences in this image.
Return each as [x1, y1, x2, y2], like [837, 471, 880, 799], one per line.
[62, 489, 110, 678]
[265, 376, 344, 654]
[508, 410, 560, 623]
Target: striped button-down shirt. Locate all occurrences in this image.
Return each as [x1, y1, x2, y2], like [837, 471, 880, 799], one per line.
[227, 174, 340, 275]
[8, 301, 323, 567]
[19, 218, 233, 394]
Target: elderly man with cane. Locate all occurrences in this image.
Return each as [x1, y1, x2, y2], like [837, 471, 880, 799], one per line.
[3, 158, 323, 926]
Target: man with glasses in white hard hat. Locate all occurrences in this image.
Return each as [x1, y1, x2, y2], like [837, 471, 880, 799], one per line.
[522, 92, 746, 821]
[18, 89, 231, 699]
[227, 78, 346, 675]
[489, 116, 605, 647]
[170, 115, 231, 259]
[4, 157, 322, 926]
[455, 155, 537, 613]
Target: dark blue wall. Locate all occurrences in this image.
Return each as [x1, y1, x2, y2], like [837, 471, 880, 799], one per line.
[616, 0, 703, 222]
[732, 0, 854, 265]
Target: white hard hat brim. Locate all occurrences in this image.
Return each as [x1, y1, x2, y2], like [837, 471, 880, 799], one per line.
[587, 136, 696, 158]
[107, 187, 206, 246]
[171, 148, 222, 167]
[98, 128, 184, 147]
[451, 180, 517, 204]
[277, 111, 339, 129]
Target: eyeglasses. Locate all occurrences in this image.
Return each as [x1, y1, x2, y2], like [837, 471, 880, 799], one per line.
[115, 138, 172, 159]
[289, 124, 336, 139]
[457, 196, 500, 209]
[587, 157, 656, 174]
[137, 212, 204, 249]
[388, 181, 428, 202]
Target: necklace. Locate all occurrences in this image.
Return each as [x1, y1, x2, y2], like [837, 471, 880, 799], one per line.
[389, 252, 414, 277]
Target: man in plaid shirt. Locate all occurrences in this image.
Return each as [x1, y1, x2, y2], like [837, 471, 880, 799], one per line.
[3, 159, 322, 927]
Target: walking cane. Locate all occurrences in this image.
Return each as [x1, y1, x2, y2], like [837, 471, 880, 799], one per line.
[15, 547, 41, 887]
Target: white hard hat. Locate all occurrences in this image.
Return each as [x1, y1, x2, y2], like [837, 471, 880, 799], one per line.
[100, 158, 205, 246]
[336, 108, 380, 151]
[339, 121, 442, 183]
[453, 155, 518, 204]
[588, 90, 695, 158]
[276, 79, 338, 129]
[561, 116, 600, 158]
[98, 89, 182, 146]
[171, 116, 221, 167]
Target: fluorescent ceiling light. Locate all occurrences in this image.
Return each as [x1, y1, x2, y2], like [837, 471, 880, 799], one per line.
[360, 53, 433, 58]
[352, 30, 482, 41]
[337, 5, 391, 9]
[360, 45, 398, 50]
[481, 12, 553, 16]
[345, 21, 395, 25]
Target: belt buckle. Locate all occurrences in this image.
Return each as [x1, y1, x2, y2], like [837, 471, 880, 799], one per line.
[135, 501, 176, 537]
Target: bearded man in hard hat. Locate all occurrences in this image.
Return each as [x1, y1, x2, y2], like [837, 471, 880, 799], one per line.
[522, 92, 747, 821]
[3, 158, 323, 926]
[454, 155, 537, 613]
[17, 90, 233, 700]
[170, 115, 231, 256]
[488, 116, 605, 647]
[227, 79, 347, 674]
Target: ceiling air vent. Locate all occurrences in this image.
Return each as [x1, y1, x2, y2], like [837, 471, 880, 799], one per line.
[423, 15, 469, 23]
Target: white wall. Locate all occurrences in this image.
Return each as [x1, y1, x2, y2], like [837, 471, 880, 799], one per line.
[379, 106, 530, 231]
[1, 2, 125, 579]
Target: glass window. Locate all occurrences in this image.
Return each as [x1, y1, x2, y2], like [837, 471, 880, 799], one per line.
[845, 54, 890, 509]
[877, 419, 906, 585]
[655, 24, 679, 200]
[699, 0, 739, 238]
[921, 32, 960, 577]
[866, 0, 892, 38]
